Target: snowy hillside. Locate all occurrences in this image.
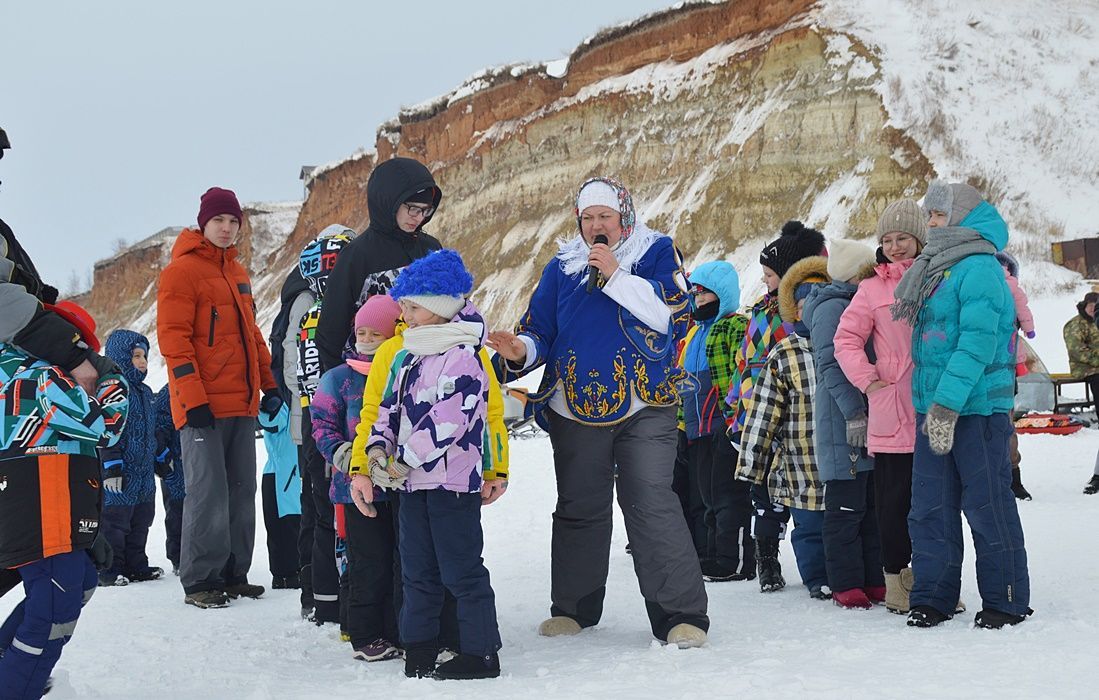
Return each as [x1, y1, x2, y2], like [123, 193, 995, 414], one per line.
[822, 0, 1099, 293]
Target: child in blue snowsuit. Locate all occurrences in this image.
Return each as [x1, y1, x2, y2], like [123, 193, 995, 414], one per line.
[898, 182, 1031, 629]
[154, 386, 186, 574]
[0, 334, 129, 698]
[98, 330, 161, 586]
[258, 402, 302, 589]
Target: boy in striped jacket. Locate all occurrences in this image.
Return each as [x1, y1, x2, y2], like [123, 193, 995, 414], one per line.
[0, 308, 128, 697]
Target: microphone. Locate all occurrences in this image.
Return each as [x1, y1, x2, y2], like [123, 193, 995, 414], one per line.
[586, 234, 608, 293]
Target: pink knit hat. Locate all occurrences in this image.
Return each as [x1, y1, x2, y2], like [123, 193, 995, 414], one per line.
[354, 294, 401, 338]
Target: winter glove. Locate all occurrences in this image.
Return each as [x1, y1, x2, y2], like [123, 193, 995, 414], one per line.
[186, 404, 215, 429]
[88, 530, 114, 571]
[331, 442, 354, 474]
[1025, 330, 1036, 339]
[367, 447, 410, 490]
[260, 392, 284, 422]
[102, 458, 126, 495]
[923, 403, 960, 456]
[154, 447, 173, 478]
[87, 351, 122, 379]
[846, 415, 868, 448]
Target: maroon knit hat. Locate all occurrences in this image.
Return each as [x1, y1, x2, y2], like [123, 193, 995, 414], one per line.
[197, 187, 243, 231]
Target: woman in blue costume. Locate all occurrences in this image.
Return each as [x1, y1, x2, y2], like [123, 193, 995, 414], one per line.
[487, 177, 708, 648]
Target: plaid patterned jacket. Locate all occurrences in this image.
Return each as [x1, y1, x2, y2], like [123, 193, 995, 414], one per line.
[708, 314, 748, 421]
[736, 334, 824, 511]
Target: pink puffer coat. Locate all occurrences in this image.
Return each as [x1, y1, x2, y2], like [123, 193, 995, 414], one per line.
[834, 259, 916, 454]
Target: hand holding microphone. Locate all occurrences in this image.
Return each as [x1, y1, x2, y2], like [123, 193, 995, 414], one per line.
[586, 234, 614, 293]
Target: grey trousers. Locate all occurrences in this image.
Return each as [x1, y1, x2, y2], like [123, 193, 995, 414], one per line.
[180, 417, 258, 594]
[547, 406, 709, 640]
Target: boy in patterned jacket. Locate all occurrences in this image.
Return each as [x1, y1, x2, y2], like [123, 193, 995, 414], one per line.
[737, 257, 830, 599]
[352, 250, 502, 681]
[0, 306, 128, 697]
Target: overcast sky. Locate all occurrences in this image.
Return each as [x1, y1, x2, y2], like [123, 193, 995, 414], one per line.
[1, 0, 673, 290]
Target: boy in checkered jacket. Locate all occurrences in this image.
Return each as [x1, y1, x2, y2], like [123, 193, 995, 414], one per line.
[736, 256, 830, 599]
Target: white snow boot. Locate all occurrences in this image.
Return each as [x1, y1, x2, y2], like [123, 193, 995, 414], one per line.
[538, 616, 582, 637]
[666, 623, 708, 649]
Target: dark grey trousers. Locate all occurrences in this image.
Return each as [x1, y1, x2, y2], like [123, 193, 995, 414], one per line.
[179, 417, 258, 594]
[547, 406, 709, 640]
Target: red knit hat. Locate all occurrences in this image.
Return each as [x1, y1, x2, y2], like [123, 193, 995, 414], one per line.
[45, 300, 101, 353]
[354, 294, 401, 339]
[197, 187, 243, 232]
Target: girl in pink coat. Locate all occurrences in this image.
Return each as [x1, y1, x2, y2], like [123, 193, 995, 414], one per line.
[833, 199, 927, 615]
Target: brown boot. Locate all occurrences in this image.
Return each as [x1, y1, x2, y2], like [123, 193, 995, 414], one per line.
[884, 567, 913, 614]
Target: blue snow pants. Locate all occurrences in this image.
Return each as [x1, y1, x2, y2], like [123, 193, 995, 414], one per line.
[789, 508, 827, 591]
[398, 490, 501, 656]
[0, 550, 97, 699]
[910, 412, 1030, 617]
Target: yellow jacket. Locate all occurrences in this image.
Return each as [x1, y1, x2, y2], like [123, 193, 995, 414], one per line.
[349, 327, 509, 480]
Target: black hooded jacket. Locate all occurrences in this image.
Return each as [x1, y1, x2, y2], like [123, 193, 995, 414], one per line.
[316, 157, 442, 371]
[1, 217, 88, 370]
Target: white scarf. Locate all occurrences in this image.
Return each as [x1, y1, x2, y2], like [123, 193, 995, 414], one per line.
[555, 222, 662, 280]
[402, 320, 483, 356]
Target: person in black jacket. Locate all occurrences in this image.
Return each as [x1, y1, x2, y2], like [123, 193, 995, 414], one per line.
[315, 157, 442, 373]
[0, 126, 110, 392]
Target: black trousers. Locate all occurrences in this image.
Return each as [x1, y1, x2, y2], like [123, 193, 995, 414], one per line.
[161, 490, 183, 570]
[873, 452, 913, 574]
[345, 499, 400, 646]
[675, 431, 707, 557]
[261, 473, 302, 580]
[823, 471, 885, 592]
[706, 434, 756, 573]
[300, 408, 340, 622]
[297, 441, 315, 609]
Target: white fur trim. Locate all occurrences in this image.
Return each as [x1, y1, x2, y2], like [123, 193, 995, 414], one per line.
[555, 222, 663, 280]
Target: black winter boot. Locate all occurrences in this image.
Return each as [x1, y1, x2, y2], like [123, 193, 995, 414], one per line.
[906, 604, 952, 628]
[1011, 468, 1032, 500]
[755, 537, 785, 593]
[434, 652, 501, 680]
[1084, 475, 1099, 495]
[974, 607, 1033, 629]
[404, 642, 439, 678]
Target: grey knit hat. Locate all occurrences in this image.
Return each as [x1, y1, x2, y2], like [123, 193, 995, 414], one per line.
[922, 180, 983, 226]
[876, 199, 928, 246]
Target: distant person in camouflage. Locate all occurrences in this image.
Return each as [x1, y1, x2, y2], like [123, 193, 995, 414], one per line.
[1062, 291, 1099, 419]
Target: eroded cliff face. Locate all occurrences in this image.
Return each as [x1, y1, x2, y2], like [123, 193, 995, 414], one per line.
[85, 0, 934, 346]
[272, 0, 929, 327]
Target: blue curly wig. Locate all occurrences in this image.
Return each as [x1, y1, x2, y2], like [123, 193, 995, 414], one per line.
[389, 249, 473, 300]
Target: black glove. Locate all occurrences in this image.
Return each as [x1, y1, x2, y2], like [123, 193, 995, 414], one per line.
[87, 351, 122, 379]
[186, 404, 215, 429]
[88, 530, 114, 571]
[154, 447, 173, 478]
[259, 392, 284, 422]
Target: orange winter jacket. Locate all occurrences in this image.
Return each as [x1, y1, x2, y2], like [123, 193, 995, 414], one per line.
[157, 229, 276, 428]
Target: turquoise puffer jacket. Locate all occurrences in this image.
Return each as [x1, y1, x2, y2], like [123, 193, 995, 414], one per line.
[911, 201, 1016, 416]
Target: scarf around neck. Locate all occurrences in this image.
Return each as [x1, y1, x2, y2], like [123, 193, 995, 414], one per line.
[890, 226, 996, 325]
[402, 321, 483, 356]
[555, 222, 662, 282]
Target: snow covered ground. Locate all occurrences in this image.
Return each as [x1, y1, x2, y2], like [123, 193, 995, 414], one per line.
[6, 322, 1097, 698]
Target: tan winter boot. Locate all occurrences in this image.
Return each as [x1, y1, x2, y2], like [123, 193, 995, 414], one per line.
[885, 568, 913, 614]
[666, 623, 708, 649]
[538, 616, 582, 637]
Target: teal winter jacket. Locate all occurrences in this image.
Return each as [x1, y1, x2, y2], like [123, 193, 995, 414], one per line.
[911, 201, 1016, 416]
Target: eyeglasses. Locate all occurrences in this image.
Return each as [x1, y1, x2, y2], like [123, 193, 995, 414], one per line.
[403, 203, 435, 218]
